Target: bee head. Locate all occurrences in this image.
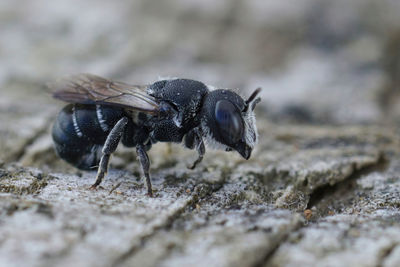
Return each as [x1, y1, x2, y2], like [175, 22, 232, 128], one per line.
[201, 88, 261, 159]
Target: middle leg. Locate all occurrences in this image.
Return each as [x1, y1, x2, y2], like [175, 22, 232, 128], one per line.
[136, 144, 153, 197]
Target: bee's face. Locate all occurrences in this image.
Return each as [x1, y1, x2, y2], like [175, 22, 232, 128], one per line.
[201, 89, 260, 159]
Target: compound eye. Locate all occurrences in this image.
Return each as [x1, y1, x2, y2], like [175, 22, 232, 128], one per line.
[215, 100, 244, 145]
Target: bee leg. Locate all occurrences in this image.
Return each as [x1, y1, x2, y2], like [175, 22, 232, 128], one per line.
[187, 129, 205, 170]
[136, 144, 153, 197]
[90, 117, 128, 189]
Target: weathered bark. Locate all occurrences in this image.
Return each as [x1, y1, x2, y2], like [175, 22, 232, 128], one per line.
[1, 1, 400, 266]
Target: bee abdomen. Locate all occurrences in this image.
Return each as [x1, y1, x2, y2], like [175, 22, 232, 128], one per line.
[52, 104, 125, 170]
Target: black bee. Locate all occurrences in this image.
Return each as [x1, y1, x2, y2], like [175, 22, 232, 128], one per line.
[50, 74, 261, 196]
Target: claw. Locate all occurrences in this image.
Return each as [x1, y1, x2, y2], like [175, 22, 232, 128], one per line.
[187, 162, 196, 170]
[147, 189, 154, 197]
[89, 184, 98, 191]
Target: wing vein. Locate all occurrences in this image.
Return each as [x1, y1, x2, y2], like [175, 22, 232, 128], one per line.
[50, 74, 160, 114]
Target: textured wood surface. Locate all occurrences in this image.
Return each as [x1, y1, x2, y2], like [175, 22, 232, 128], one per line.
[1, 1, 400, 266]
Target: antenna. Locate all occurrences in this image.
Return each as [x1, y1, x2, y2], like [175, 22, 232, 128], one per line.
[244, 87, 261, 112]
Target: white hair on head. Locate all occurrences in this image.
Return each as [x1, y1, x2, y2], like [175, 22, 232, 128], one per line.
[200, 117, 229, 151]
[243, 106, 258, 148]
[242, 87, 261, 148]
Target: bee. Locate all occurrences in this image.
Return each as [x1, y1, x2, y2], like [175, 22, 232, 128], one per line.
[50, 74, 261, 196]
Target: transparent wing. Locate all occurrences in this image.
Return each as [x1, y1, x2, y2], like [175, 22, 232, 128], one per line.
[49, 73, 160, 114]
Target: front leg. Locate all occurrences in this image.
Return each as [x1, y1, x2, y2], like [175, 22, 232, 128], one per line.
[187, 128, 205, 170]
[90, 117, 128, 189]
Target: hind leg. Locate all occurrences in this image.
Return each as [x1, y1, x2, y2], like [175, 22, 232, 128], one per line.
[90, 117, 128, 189]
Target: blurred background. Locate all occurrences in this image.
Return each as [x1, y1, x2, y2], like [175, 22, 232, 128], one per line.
[2, 2, 400, 265]
[1, 0, 400, 125]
